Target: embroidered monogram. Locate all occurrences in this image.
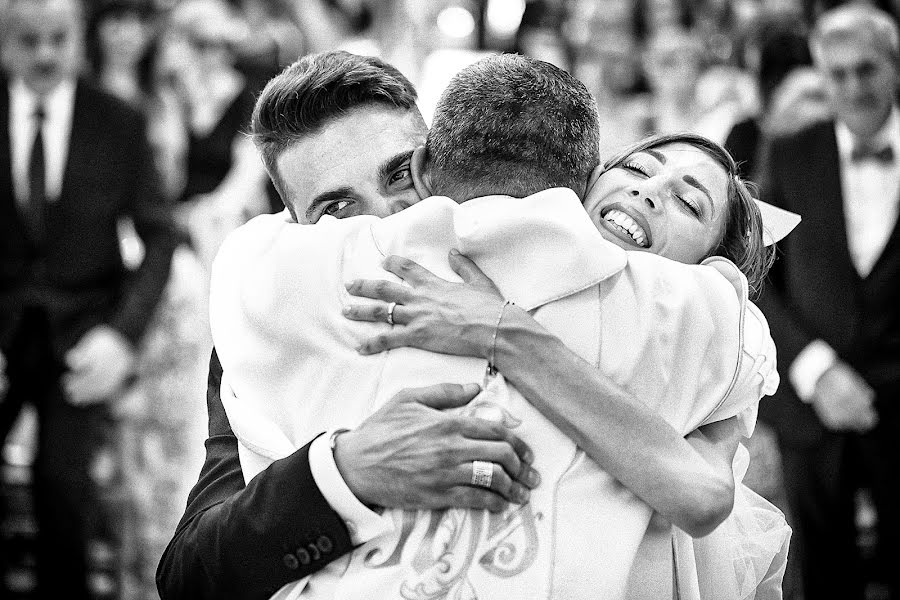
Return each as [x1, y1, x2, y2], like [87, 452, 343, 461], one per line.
[364, 398, 540, 599]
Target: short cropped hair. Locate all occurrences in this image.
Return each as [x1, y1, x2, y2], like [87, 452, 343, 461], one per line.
[810, 4, 900, 65]
[251, 50, 422, 199]
[426, 54, 600, 201]
[604, 132, 775, 298]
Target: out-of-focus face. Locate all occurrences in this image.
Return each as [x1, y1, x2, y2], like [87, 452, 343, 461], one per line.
[1, 0, 84, 96]
[97, 11, 152, 66]
[817, 34, 898, 138]
[583, 142, 728, 264]
[644, 39, 703, 96]
[275, 106, 427, 224]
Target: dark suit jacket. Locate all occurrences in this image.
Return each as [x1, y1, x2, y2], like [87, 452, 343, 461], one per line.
[0, 79, 176, 354]
[156, 350, 354, 600]
[757, 120, 900, 447]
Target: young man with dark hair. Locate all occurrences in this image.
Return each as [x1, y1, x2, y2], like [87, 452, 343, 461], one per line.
[250, 51, 425, 219]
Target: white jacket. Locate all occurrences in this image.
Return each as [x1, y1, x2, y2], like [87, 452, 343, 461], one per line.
[210, 189, 779, 600]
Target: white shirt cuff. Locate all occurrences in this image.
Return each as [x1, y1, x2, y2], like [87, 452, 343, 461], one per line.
[308, 431, 393, 546]
[789, 340, 838, 403]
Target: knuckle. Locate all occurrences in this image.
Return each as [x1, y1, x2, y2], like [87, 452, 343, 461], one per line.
[501, 447, 520, 473]
[443, 446, 462, 466]
[493, 470, 512, 496]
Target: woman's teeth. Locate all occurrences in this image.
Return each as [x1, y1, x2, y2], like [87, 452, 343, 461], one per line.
[604, 209, 648, 247]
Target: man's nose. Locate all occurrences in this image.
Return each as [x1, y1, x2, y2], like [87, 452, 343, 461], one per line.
[34, 39, 57, 61]
[844, 72, 866, 97]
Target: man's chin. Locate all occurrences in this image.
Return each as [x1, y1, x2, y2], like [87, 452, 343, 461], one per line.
[25, 73, 64, 96]
[840, 104, 893, 137]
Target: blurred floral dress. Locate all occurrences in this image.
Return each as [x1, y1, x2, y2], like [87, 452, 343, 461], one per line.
[113, 243, 209, 600]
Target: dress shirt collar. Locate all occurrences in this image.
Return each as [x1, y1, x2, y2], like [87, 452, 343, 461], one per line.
[371, 188, 627, 311]
[835, 105, 900, 161]
[10, 77, 76, 121]
[9, 77, 76, 203]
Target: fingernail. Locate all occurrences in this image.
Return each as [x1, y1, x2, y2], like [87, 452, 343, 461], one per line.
[342, 306, 351, 315]
[514, 487, 530, 503]
[522, 449, 534, 464]
[449, 248, 460, 255]
[345, 280, 357, 290]
[527, 469, 541, 488]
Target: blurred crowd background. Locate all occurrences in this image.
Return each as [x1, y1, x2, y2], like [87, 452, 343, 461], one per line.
[0, 0, 893, 599]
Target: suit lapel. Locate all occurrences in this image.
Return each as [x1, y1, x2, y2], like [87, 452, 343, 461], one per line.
[60, 82, 89, 201]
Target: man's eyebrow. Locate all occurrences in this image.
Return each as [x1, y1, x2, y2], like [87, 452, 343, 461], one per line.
[378, 149, 415, 186]
[643, 148, 667, 164]
[682, 174, 715, 216]
[305, 186, 355, 221]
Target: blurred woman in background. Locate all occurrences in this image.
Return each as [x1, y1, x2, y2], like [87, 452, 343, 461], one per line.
[156, 0, 269, 269]
[641, 26, 706, 134]
[724, 11, 814, 179]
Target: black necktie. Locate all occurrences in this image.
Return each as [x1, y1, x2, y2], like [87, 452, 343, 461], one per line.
[26, 105, 46, 242]
[850, 143, 894, 163]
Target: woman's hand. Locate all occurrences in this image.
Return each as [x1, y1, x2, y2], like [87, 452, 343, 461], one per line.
[343, 251, 505, 358]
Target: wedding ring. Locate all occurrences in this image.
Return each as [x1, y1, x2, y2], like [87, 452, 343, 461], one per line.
[386, 302, 397, 326]
[471, 460, 494, 488]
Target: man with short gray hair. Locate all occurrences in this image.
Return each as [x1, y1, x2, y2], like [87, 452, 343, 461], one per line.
[759, 4, 900, 598]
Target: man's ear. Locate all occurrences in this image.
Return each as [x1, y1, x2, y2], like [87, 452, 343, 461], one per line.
[411, 145, 433, 199]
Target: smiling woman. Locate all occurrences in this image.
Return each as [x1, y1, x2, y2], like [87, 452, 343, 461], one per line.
[589, 132, 774, 297]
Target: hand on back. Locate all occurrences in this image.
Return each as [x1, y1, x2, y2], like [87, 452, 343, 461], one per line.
[334, 382, 540, 513]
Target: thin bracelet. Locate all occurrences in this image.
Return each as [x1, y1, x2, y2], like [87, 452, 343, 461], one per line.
[486, 300, 512, 379]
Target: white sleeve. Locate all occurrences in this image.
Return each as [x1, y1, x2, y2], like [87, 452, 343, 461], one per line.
[308, 434, 394, 546]
[789, 339, 838, 402]
[209, 211, 376, 462]
[699, 300, 779, 430]
[616, 253, 747, 434]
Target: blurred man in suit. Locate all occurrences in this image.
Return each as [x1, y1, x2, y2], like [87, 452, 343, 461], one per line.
[0, 0, 176, 597]
[759, 5, 900, 599]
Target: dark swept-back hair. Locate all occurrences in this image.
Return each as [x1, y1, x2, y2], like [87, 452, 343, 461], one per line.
[426, 53, 600, 201]
[603, 132, 775, 297]
[251, 50, 422, 201]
